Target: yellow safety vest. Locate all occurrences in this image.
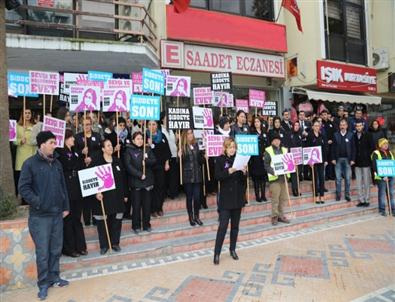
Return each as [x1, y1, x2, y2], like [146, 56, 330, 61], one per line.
[371, 150, 394, 180]
[266, 146, 290, 182]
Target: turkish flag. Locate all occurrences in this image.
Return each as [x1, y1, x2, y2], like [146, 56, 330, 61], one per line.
[282, 0, 303, 32]
[173, 0, 191, 13]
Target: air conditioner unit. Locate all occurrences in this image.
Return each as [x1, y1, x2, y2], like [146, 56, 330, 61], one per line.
[372, 48, 389, 70]
[118, 0, 141, 41]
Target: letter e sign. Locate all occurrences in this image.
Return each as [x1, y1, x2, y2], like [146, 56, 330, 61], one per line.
[161, 40, 184, 69]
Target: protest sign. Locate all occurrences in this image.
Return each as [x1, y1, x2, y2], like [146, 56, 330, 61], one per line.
[376, 160, 395, 177]
[249, 89, 265, 108]
[69, 85, 101, 112]
[303, 146, 323, 165]
[165, 76, 191, 97]
[63, 73, 87, 95]
[235, 99, 249, 113]
[210, 72, 232, 91]
[194, 129, 214, 150]
[206, 135, 226, 157]
[78, 164, 116, 197]
[193, 87, 213, 105]
[192, 107, 214, 129]
[166, 107, 192, 130]
[103, 88, 130, 112]
[232, 154, 250, 171]
[142, 68, 165, 95]
[290, 147, 303, 165]
[8, 71, 38, 97]
[131, 72, 143, 94]
[106, 79, 133, 93]
[130, 95, 161, 120]
[88, 71, 113, 82]
[272, 153, 296, 175]
[29, 71, 60, 95]
[212, 91, 234, 107]
[42, 116, 66, 147]
[9, 120, 17, 142]
[235, 135, 259, 156]
[262, 101, 277, 116]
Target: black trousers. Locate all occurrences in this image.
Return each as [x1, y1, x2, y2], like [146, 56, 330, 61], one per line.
[312, 163, 325, 197]
[165, 157, 179, 199]
[63, 199, 87, 254]
[252, 175, 266, 200]
[132, 189, 152, 230]
[124, 187, 132, 218]
[214, 208, 242, 255]
[205, 158, 217, 194]
[83, 196, 94, 225]
[96, 213, 122, 249]
[152, 166, 166, 213]
[184, 183, 201, 215]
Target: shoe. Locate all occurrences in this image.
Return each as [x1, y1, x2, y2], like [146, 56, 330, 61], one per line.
[315, 201, 321, 205]
[324, 188, 328, 192]
[380, 212, 387, 217]
[158, 211, 164, 217]
[345, 196, 351, 202]
[79, 250, 88, 256]
[278, 216, 290, 224]
[320, 200, 325, 204]
[336, 196, 341, 202]
[84, 222, 91, 226]
[194, 214, 203, 226]
[292, 191, 299, 197]
[230, 250, 239, 260]
[256, 197, 262, 203]
[213, 254, 220, 265]
[100, 248, 108, 255]
[143, 227, 152, 232]
[356, 202, 365, 207]
[133, 229, 140, 235]
[271, 216, 278, 226]
[69, 252, 80, 258]
[151, 213, 158, 218]
[112, 245, 121, 252]
[364, 203, 370, 207]
[261, 196, 268, 202]
[188, 214, 196, 226]
[37, 286, 48, 301]
[51, 278, 69, 287]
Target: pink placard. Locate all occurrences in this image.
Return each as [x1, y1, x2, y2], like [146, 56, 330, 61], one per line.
[302, 146, 323, 165]
[165, 76, 191, 97]
[290, 147, 303, 165]
[193, 87, 213, 105]
[235, 99, 249, 113]
[9, 120, 17, 142]
[102, 88, 130, 112]
[42, 116, 66, 147]
[212, 92, 234, 108]
[29, 71, 60, 95]
[69, 85, 101, 112]
[249, 89, 266, 108]
[206, 134, 226, 157]
[131, 72, 143, 94]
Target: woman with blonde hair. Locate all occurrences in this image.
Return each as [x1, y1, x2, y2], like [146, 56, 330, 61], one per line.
[179, 129, 205, 226]
[213, 137, 247, 265]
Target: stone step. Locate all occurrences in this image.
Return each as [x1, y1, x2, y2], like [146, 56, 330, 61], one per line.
[60, 196, 378, 272]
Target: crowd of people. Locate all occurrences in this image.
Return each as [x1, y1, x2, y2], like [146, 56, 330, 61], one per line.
[12, 104, 394, 300]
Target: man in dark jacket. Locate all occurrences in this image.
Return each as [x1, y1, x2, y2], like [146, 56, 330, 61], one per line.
[354, 121, 372, 207]
[332, 119, 356, 201]
[18, 131, 70, 301]
[281, 109, 293, 133]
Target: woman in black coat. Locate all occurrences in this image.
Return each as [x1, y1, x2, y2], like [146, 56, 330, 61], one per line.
[368, 119, 386, 150]
[94, 139, 128, 255]
[124, 132, 156, 234]
[249, 116, 269, 202]
[289, 121, 303, 196]
[230, 110, 249, 137]
[179, 129, 205, 226]
[147, 120, 171, 217]
[57, 129, 87, 257]
[214, 137, 247, 265]
[268, 116, 290, 148]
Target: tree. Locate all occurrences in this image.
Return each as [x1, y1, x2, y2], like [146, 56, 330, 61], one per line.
[0, 1, 16, 197]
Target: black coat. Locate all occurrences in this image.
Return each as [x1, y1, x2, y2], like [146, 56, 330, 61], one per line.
[306, 131, 328, 162]
[332, 131, 356, 162]
[56, 147, 84, 201]
[181, 143, 204, 184]
[215, 155, 246, 210]
[92, 155, 127, 215]
[281, 120, 293, 133]
[249, 130, 268, 177]
[289, 131, 303, 148]
[268, 128, 290, 148]
[104, 129, 131, 158]
[354, 132, 373, 167]
[230, 123, 249, 138]
[369, 128, 386, 150]
[74, 131, 102, 165]
[124, 144, 156, 189]
[148, 132, 171, 169]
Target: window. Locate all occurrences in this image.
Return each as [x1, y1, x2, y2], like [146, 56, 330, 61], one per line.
[325, 0, 367, 65]
[190, 0, 274, 22]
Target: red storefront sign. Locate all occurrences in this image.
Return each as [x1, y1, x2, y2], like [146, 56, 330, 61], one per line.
[161, 40, 285, 78]
[317, 60, 377, 93]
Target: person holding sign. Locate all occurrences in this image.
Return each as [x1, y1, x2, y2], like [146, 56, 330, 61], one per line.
[147, 120, 171, 217]
[18, 131, 70, 301]
[94, 139, 128, 255]
[57, 130, 87, 258]
[179, 130, 205, 226]
[264, 134, 291, 226]
[230, 110, 249, 137]
[124, 132, 157, 234]
[289, 121, 303, 197]
[249, 116, 269, 202]
[213, 137, 247, 265]
[306, 119, 328, 204]
[371, 138, 394, 217]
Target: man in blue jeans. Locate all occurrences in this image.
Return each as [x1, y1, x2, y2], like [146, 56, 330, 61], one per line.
[18, 131, 70, 300]
[332, 119, 356, 201]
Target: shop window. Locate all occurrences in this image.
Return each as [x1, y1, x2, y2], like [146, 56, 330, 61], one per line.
[190, 0, 274, 21]
[325, 0, 367, 65]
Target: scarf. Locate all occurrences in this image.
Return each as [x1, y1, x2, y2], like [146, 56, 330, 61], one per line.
[147, 129, 163, 144]
[217, 127, 230, 137]
[38, 149, 55, 164]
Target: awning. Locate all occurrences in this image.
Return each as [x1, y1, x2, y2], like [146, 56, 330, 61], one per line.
[292, 87, 382, 105]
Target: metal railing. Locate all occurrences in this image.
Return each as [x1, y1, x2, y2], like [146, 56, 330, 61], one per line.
[5, 0, 158, 51]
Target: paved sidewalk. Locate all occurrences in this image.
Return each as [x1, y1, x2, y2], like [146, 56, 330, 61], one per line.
[2, 214, 394, 302]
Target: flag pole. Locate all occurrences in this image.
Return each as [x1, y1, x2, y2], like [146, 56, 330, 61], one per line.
[275, 0, 284, 22]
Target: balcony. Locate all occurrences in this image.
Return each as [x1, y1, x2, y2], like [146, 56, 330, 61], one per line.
[5, 0, 159, 73]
